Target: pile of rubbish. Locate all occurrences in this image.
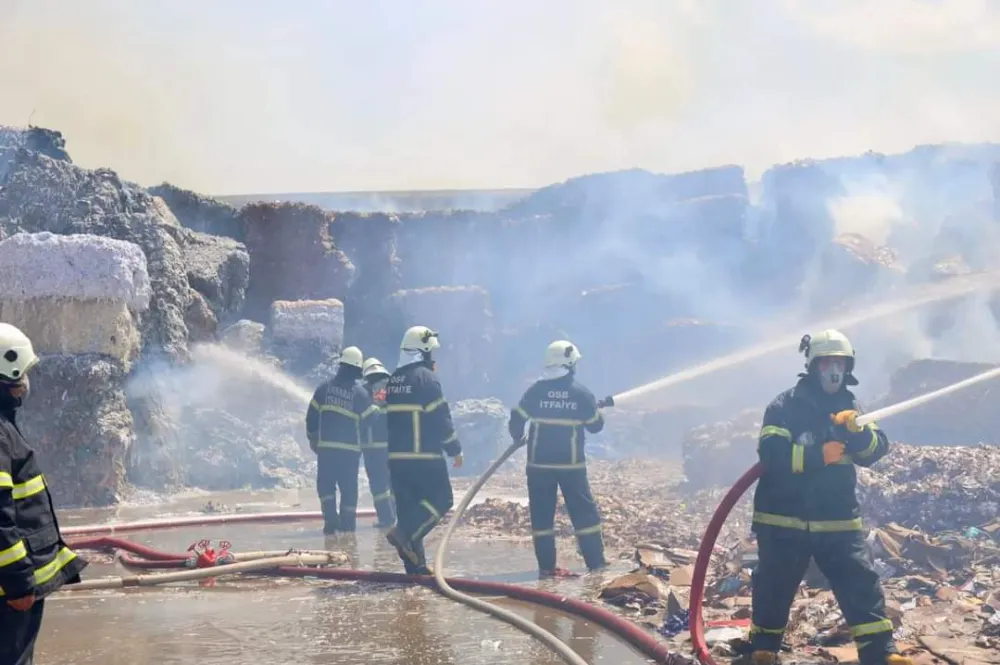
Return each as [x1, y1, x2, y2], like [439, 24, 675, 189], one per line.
[456, 456, 1000, 662]
[595, 520, 1000, 664]
[682, 411, 1000, 533]
[857, 444, 1000, 532]
[456, 459, 752, 552]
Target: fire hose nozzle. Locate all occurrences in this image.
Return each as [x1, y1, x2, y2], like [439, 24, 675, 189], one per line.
[598, 395, 615, 408]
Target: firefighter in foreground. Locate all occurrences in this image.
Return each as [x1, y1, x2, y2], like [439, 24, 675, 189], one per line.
[750, 329, 910, 665]
[306, 345, 372, 535]
[384, 325, 462, 575]
[361, 357, 397, 527]
[0, 323, 87, 665]
[508, 340, 613, 578]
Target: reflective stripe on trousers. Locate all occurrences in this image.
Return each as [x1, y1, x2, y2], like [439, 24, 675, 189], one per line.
[752, 511, 862, 532]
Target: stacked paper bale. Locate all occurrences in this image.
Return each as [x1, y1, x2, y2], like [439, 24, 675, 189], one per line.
[331, 212, 404, 366]
[388, 285, 493, 398]
[239, 202, 354, 321]
[0, 232, 151, 507]
[267, 298, 346, 375]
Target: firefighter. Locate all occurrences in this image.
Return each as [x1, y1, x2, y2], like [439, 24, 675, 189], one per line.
[0, 323, 88, 665]
[750, 329, 910, 665]
[384, 325, 463, 575]
[306, 345, 372, 535]
[508, 340, 613, 578]
[361, 357, 397, 527]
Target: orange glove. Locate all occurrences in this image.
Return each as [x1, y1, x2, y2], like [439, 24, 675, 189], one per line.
[822, 441, 846, 465]
[831, 410, 863, 433]
[452, 454, 464, 469]
[7, 593, 35, 611]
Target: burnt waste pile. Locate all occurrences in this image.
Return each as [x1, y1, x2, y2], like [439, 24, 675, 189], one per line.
[0, 124, 998, 517]
[3, 124, 1000, 661]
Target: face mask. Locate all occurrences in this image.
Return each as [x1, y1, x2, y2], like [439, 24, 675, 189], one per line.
[816, 357, 847, 394]
[3, 375, 28, 407]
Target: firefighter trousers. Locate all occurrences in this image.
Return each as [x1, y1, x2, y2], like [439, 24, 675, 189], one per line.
[316, 449, 361, 533]
[751, 526, 897, 664]
[0, 599, 45, 665]
[362, 446, 396, 527]
[527, 467, 607, 571]
[388, 458, 454, 573]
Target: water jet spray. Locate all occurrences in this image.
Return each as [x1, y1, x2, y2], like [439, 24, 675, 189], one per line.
[613, 270, 1000, 406]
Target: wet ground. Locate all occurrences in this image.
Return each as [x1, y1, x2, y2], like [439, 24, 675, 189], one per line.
[40, 488, 660, 665]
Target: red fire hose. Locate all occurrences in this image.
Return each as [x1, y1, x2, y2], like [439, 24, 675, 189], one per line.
[66, 527, 696, 665]
[688, 462, 763, 665]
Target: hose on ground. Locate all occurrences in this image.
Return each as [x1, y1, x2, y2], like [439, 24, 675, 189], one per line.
[68, 535, 694, 664]
[61, 510, 352, 537]
[65, 553, 338, 590]
[432, 441, 591, 665]
[688, 463, 763, 665]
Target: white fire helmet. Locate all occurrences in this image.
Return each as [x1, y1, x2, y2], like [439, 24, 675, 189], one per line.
[398, 325, 440, 369]
[0, 323, 39, 383]
[800, 329, 855, 394]
[362, 357, 389, 379]
[400, 326, 440, 353]
[339, 346, 364, 369]
[542, 340, 581, 379]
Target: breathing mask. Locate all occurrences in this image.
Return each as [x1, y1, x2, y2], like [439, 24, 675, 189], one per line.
[816, 357, 847, 394]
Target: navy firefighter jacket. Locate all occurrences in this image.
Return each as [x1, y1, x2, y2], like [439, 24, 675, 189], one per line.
[508, 374, 605, 470]
[752, 377, 889, 533]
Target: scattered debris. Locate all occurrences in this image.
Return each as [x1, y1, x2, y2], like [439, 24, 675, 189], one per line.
[454, 456, 1000, 662]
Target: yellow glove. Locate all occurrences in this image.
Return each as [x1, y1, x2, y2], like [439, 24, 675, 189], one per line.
[831, 410, 863, 433]
[452, 454, 464, 469]
[822, 441, 846, 465]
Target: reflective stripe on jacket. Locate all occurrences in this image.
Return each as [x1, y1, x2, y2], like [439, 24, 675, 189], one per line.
[306, 374, 374, 453]
[508, 375, 604, 470]
[752, 377, 889, 531]
[386, 363, 461, 461]
[0, 415, 87, 598]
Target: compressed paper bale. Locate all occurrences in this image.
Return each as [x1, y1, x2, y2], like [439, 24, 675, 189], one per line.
[0, 297, 141, 363]
[389, 285, 493, 398]
[451, 398, 508, 476]
[220, 319, 266, 355]
[180, 230, 249, 320]
[269, 298, 345, 345]
[17, 354, 133, 508]
[240, 202, 354, 321]
[184, 289, 218, 343]
[0, 153, 192, 359]
[0, 231, 151, 310]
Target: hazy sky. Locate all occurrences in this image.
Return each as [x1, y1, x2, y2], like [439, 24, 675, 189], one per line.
[2, 0, 1000, 195]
